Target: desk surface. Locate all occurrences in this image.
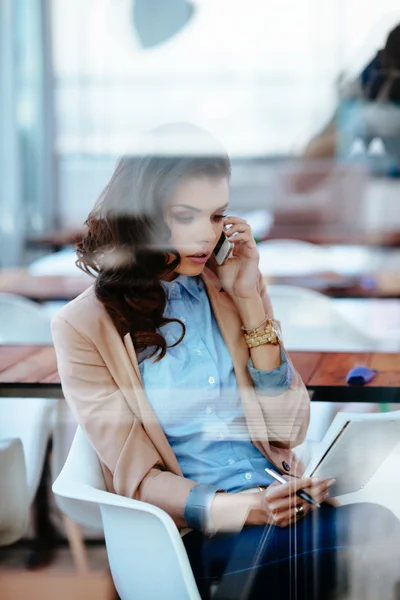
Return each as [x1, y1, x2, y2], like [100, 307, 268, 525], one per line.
[1, 345, 399, 402]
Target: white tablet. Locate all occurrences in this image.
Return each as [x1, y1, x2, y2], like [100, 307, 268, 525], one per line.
[304, 411, 400, 497]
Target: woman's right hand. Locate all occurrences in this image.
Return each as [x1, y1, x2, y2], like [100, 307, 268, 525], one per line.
[247, 477, 335, 528]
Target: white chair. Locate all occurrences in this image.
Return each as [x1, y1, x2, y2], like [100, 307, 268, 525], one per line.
[0, 293, 56, 564]
[0, 293, 86, 568]
[268, 285, 386, 444]
[0, 398, 56, 508]
[0, 438, 30, 546]
[0, 292, 53, 344]
[28, 248, 86, 320]
[28, 247, 81, 276]
[0, 293, 56, 504]
[53, 427, 202, 600]
[258, 239, 374, 278]
[268, 284, 383, 352]
[258, 239, 331, 277]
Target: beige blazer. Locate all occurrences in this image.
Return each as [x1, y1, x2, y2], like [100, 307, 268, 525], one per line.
[51, 267, 310, 529]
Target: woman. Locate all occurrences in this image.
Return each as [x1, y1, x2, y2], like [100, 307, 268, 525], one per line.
[52, 129, 400, 599]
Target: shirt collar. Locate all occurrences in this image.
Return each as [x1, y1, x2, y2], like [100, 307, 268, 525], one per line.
[162, 274, 203, 301]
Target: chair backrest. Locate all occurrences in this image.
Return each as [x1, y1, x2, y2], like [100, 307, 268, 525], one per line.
[0, 438, 30, 545]
[0, 293, 52, 344]
[53, 427, 201, 600]
[52, 427, 105, 530]
[0, 398, 55, 503]
[0, 293, 56, 501]
[268, 284, 381, 351]
[28, 248, 81, 276]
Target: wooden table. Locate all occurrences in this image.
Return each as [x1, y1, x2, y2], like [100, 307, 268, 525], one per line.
[0, 269, 92, 302]
[1, 345, 399, 403]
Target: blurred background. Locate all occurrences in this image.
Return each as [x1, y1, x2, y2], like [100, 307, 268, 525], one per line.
[1, 0, 400, 263]
[2, 1, 400, 598]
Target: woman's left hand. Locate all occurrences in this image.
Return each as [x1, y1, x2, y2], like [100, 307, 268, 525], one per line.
[217, 216, 260, 299]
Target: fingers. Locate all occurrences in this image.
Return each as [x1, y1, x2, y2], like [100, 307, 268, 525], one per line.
[271, 502, 313, 528]
[224, 224, 254, 243]
[225, 233, 255, 247]
[224, 217, 253, 237]
[303, 478, 336, 503]
[266, 477, 313, 500]
[223, 216, 248, 225]
[269, 493, 303, 513]
[286, 503, 314, 527]
[262, 477, 334, 528]
[267, 477, 336, 527]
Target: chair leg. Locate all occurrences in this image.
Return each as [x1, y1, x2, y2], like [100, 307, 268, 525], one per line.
[63, 515, 90, 574]
[26, 441, 58, 569]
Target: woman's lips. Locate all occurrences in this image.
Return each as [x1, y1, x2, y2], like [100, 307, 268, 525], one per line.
[187, 254, 210, 265]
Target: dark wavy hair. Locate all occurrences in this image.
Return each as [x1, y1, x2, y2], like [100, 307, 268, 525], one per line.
[76, 151, 231, 361]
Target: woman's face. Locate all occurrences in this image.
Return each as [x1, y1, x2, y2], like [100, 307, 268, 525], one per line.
[164, 175, 229, 279]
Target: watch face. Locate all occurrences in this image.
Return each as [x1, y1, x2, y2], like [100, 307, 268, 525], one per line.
[272, 322, 282, 344]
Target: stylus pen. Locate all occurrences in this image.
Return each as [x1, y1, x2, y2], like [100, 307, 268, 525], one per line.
[265, 468, 321, 508]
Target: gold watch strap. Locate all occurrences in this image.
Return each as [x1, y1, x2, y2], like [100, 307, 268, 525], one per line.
[244, 319, 281, 347]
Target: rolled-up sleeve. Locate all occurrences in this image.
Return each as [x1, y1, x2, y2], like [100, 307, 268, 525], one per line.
[247, 347, 295, 396]
[184, 483, 222, 534]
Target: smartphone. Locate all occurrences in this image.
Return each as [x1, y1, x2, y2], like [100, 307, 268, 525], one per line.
[213, 231, 233, 266]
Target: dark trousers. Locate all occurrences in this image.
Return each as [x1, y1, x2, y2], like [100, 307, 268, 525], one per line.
[183, 503, 400, 600]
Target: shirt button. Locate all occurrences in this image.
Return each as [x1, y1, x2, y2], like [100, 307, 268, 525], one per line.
[217, 432, 225, 440]
[205, 406, 212, 415]
[179, 316, 186, 323]
[228, 459, 236, 465]
[245, 473, 252, 481]
[208, 376, 216, 385]
[195, 349, 202, 356]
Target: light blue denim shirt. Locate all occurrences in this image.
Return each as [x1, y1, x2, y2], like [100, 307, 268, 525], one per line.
[138, 274, 294, 532]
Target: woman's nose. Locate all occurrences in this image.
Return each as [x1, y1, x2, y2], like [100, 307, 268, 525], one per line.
[199, 223, 218, 245]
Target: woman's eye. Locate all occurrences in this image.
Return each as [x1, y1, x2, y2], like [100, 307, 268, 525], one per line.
[212, 214, 226, 222]
[174, 215, 194, 224]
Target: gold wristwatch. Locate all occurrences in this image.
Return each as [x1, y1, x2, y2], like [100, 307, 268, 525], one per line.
[244, 318, 283, 348]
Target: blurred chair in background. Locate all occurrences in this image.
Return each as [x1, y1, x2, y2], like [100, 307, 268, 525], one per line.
[0, 293, 87, 570]
[0, 397, 55, 566]
[268, 284, 388, 445]
[28, 247, 81, 276]
[0, 293, 54, 345]
[258, 239, 331, 276]
[0, 438, 30, 547]
[268, 284, 384, 352]
[28, 247, 87, 320]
